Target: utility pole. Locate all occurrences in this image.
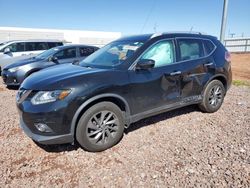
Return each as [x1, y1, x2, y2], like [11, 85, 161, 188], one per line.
[220, 0, 229, 44]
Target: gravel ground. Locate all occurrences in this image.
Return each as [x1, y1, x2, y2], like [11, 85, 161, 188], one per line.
[0, 81, 249, 187]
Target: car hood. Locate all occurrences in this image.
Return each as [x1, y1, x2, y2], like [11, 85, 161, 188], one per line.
[21, 63, 107, 90]
[4, 57, 45, 70]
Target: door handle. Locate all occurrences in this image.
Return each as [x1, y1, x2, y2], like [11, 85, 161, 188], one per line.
[170, 71, 181, 76]
[204, 62, 213, 66]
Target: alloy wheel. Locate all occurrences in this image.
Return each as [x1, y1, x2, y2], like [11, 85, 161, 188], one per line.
[86, 110, 119, 145]
[208, 85, 223, 108]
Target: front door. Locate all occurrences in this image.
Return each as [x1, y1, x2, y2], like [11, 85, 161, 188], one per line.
[54, 47, 77, 64]
[128, 39, 181, 115]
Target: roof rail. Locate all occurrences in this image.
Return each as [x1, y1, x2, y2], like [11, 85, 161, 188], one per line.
[164, 31, 207, 35]
[150, 33, 163, 39]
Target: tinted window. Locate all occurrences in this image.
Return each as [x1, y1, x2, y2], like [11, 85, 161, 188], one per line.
[48, 42, 63, 48]
[141, 40, 175, 67]
[6, 42, 25, 52]
[204, 40, 216, 55]
[54, 48, 76, 59]
[25, 42, 36, 51]
[79, 47, 95, 57]
[178, 39, 204, 61]
[35, 42, 48, 50]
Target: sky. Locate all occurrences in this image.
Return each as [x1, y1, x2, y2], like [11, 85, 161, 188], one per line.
[0, 0, 249, 38]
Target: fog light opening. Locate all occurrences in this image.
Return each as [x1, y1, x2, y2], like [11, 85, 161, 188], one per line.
[34, 123, 52, 133]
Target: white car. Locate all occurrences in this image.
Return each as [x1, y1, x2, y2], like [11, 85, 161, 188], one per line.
[0, 39, 63, 72]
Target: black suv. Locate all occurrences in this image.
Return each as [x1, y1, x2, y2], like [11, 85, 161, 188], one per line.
[16, 33, 232, 152]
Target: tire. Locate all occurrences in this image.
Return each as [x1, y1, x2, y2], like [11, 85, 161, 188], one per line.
[198, 80, 225, 113]
[76, 102, 124, 152]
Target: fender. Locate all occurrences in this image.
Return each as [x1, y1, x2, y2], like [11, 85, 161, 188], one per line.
[25, 68, 41, 78]
[70, 93, 131, 136]
[202, 73, 228, 96]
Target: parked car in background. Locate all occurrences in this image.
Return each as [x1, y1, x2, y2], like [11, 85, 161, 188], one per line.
[2, 44, 98, 86]
[0, 40, 63, 74]
[0, 39, 63, 57]
[16, 33, 232, 152]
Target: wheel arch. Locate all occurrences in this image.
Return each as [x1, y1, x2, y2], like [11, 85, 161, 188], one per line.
[25, 68, 41, 78]
[203, 74, 228, 95]
[70, 93, 131, 137]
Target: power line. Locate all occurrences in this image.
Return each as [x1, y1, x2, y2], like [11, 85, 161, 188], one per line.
[140, 0, 157, 34]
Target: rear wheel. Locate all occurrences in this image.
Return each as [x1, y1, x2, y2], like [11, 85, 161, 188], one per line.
[199, 80, 225, 113]
[76, 102, 124, 152]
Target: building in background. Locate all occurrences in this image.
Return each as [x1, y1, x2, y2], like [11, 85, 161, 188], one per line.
[0, 27, 121, 47]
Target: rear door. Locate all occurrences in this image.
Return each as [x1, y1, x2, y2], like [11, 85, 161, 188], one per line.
[25, 42, 48, 57]
[54, 47, 77, 64]
[34, 42, 49, 54]
[176, 38, 216, 99]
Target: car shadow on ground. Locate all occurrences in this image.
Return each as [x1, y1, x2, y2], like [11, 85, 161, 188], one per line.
[33, 141, 80, 153]
[34, 105, 199, 153]
[125, 105, 199, 134]
[6, 85, 19, 90]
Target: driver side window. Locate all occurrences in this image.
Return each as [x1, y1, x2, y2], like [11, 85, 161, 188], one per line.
[6, 42, 25, 52]
[141, 40, 175, 68]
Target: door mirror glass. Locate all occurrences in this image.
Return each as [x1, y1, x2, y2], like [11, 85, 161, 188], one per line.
[136, 59, 155, 70]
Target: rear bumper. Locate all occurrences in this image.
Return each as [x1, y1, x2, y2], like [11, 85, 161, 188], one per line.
[20, 117, 74, 145]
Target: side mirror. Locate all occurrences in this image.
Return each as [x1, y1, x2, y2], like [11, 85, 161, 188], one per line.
[3, 47, 11, 54]
[136, 59, 155, 70]
[49, 56, 59, 63]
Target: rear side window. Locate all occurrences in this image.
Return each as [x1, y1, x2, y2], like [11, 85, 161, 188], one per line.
[178, 39, 204, 61]
[79, 47, 95, 57]
[25, 42, 49, 51]
[54, 48, 76, 59]
[25, 42, 36, 51]
[35, 42, 48, 50]
[48, 42, 63, 48]
[203, 40, 216, 55]
[6, 42, 25, 52]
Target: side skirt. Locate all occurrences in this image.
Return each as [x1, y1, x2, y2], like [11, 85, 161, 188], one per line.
[127, 95, 202, 127]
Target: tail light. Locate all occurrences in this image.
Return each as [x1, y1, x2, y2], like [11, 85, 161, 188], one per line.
[225, 51, 231, 62]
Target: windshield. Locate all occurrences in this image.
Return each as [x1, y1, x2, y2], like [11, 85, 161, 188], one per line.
[0, 41, 10, 46]
[35, 47, 60, 59]
[80, 41, 144, 67]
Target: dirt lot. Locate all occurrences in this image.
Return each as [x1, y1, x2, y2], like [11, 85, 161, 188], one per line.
[0, 80, 249, 187]
[231, 53, 250, 80]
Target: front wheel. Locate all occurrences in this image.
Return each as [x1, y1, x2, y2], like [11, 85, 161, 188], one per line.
[76, 102, 124, 152]
[198, 80, 225, 113]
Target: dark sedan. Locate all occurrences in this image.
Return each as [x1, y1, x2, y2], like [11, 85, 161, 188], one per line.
[2, 44, 98, 86]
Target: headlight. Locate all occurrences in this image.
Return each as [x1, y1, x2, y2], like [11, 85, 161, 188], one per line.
[31, 90, 71, 105]
[9, 67, 20, 73]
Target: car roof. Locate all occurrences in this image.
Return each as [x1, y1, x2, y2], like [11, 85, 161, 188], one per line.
[115, 32, 217, 42]
[2, 39, 63, 44]
[54, 44, 98, 50]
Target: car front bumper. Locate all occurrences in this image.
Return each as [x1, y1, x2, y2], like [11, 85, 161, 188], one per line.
[20, 116, 74, 145]
[1, 70, 21, 86]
